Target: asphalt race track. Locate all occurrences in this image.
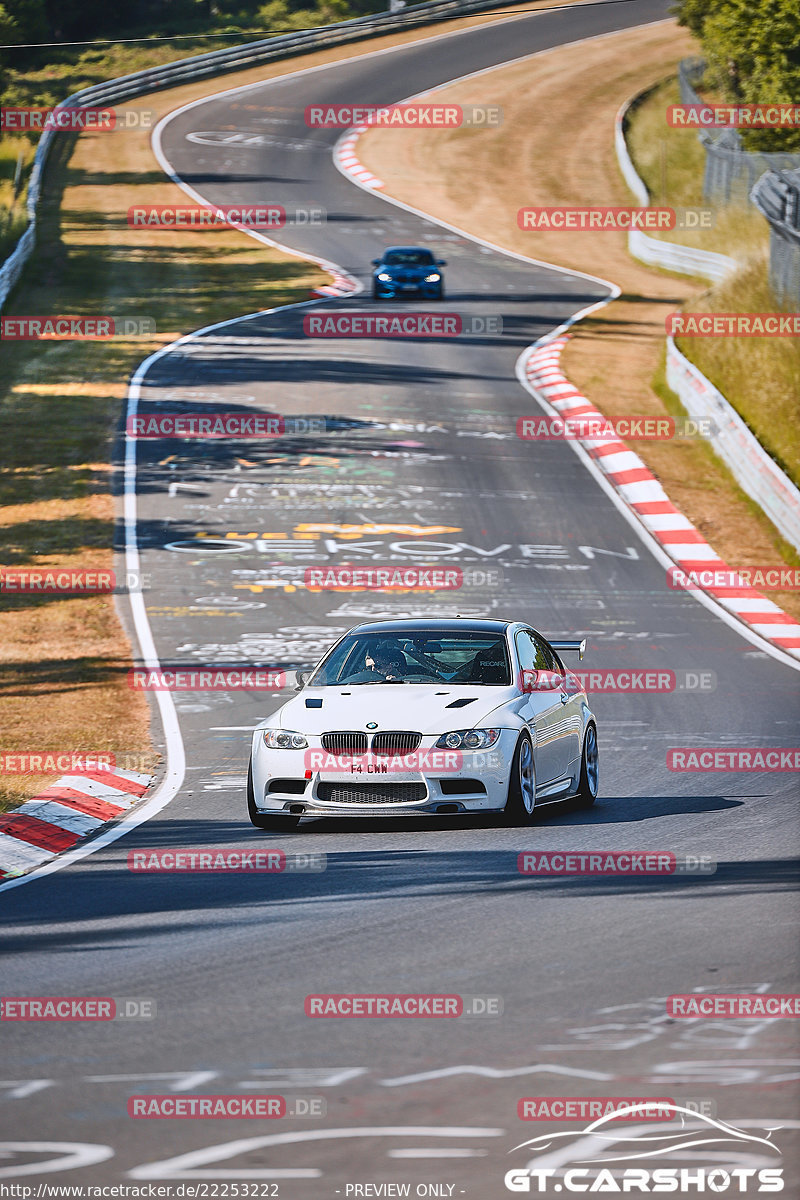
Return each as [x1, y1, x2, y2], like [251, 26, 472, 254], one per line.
[2, 0, 799, 1192]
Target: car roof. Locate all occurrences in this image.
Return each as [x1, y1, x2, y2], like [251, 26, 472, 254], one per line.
[349, 618, 513, 635]
[380, 245, 435, 254]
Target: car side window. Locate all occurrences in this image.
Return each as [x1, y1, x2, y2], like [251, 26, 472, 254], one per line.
[526, 631, 559, 673]
[515, 631, 537, 672]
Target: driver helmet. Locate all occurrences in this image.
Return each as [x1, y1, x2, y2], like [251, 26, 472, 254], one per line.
[370, 641, 406, 676]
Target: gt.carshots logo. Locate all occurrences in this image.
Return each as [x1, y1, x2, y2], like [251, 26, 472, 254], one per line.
[504, 1104, 785, 1193]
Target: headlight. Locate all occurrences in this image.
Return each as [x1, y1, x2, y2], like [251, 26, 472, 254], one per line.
[424, 273, 441, 282]
[377, 272, 392, 281]
[435, 728, 501, 750]
[263, 729, 307, 749]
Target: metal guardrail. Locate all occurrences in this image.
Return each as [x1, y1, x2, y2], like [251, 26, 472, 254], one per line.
[0, 0, 522, 312]
[678, 57, 800, 207]
[751, 167, 800, 303]
[615, 91, 800, 552]
[667, 337, 800, 554]
[615, 96, 736, 284]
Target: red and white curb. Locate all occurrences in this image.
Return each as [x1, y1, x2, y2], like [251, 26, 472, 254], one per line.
[310, 270, 360, 298]
[335, 124, 385, 192]
[524, 337, 800, 661]
[0, 768, 153, 879]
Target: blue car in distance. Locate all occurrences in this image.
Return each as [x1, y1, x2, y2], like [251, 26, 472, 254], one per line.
[372, 246, 446, 300]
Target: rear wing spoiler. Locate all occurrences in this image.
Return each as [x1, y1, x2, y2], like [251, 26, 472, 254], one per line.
[550, 638, 586, 661]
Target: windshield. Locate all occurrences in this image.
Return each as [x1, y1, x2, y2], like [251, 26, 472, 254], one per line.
[382, 250, 435, 266]
[308, 630, 511, 686]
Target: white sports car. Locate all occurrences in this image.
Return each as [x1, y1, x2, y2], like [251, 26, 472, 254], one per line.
[247, 618, 598, 829]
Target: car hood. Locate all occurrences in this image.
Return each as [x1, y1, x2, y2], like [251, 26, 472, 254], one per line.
[268, 685, 517, 736]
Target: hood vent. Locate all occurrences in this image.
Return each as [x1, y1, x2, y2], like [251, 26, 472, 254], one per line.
[445, 697, 477, 709]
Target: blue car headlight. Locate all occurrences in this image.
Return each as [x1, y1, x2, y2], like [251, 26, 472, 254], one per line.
[435, 728, 501, 750]
[424, 273, 441, 282]
[377, 272, 392, 282]
[263, 729, 308, 749]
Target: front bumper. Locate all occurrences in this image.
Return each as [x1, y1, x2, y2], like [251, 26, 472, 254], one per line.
[251, 731, 519, 818]
[374, 279, 442, 298]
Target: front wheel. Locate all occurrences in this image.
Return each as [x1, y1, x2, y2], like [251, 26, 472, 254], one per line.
[504, 733, 536, 825]
[574, 724, 599, 807]
[247, 760, 300, 831]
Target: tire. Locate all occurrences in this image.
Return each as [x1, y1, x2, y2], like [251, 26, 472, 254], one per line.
[574, 723, 599, 807]
[503, 733, 537, 825]
[247, 760, 300, 831]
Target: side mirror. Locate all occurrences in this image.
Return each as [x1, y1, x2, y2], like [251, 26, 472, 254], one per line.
[437, 259, 447, 266]
[520, 668, 538, 694]
[295, 669, 309, 691]
[371, 259, 381, 266]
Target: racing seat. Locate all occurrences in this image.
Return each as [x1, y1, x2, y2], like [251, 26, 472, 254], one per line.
[465, 643, 508, 684]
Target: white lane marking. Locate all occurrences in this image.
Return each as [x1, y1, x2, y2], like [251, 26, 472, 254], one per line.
[388, 1148, 489, 1157]
[128, 1127, 504, 1180]
[0, 1142, 113, 1178]
[84, 1071, 219, 1092]
[380, 1064, 613, 1087]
